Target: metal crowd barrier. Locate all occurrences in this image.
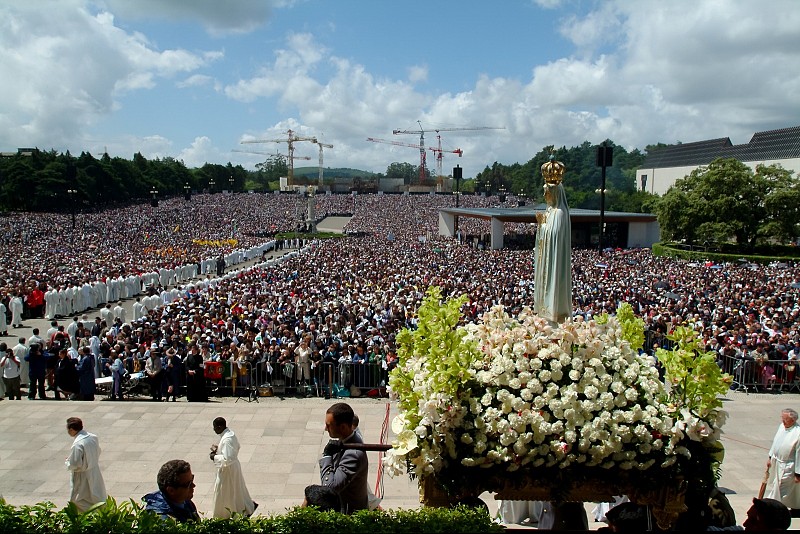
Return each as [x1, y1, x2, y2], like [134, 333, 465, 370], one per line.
[720, 354, 800, 394]
[252, 360, 389, 398]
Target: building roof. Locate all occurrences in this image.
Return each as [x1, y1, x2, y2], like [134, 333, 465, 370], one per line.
[641, 125, 800, 169]
[440, 206, 656, 224]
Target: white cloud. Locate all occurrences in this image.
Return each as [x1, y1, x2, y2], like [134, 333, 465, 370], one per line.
[177, 75, 215, 89]
[407, 65, 428, 83]
[533, 0, 564, 9]
[222, 0, 800, 175]
[100, 0, 279, 35]
[5, 0, 800, 177]
[0, 1, 218, 152]
[177, 136, 224, 168]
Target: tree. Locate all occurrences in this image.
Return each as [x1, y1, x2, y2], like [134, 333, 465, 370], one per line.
[655, 158, 800, 248]
[385, 162, 416, 184]
[255, 154, 289, 187]
[759, 164, 800, 244]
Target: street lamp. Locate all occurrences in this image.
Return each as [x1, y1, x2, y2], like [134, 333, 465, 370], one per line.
[67, 188, 77, 244]
[596, 142, 613, 255]
[184, 182, 191, 201]
[150, 188, 159, 208]
[595, 188, 608, 250]
[453, 165, 462, 208]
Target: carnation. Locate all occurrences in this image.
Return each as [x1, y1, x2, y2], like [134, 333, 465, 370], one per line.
[387, 288, 728, 492]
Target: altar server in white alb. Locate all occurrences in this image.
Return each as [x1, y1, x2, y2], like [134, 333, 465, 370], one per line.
[210, 417, 257, 518]
[65, 417, 107, 512]
[764, 407, 800, 510]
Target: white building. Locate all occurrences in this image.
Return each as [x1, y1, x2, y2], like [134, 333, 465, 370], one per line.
[636, 125, 800, 196]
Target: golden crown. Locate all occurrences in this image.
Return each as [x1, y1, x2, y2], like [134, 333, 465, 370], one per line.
[541, 155, 565, 185]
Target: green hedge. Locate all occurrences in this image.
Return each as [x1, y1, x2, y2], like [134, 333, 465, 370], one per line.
[0, 498, 501, 534]
[652, 242, 800, 264]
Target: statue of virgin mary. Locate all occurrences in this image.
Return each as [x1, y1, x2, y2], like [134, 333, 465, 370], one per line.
[533, 155, 572, 324]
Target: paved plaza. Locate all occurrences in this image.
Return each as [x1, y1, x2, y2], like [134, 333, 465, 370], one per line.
[0, 223, 798, 528]
[0, 385, 797, 529]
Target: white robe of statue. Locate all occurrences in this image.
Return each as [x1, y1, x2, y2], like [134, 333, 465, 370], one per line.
[533, 181, 572, 324]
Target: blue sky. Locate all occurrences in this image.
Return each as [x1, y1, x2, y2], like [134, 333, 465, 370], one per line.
[2, 0, 799, 177]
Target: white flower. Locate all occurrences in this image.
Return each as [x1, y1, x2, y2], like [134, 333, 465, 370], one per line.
[392, 429, 418, 455]
[391, 415, 407, 434]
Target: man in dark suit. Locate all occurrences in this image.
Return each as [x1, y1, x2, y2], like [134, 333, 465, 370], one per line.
[319, 402, 368, 513]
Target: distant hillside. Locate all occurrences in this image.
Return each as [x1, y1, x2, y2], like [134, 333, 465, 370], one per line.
[293, 167, 378, 179]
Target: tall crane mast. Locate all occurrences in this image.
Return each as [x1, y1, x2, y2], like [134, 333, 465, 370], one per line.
[392, 122, 504, 183]
[241, 129, 317, 188]
[366, 137, 462, 182]
[314, 141, 334, 186]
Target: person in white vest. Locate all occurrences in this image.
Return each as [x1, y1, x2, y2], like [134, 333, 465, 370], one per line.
[72, 283, 84, 314]
[764, 407, 800, 511]
[94, 279, 106, 307]
[10, 293, 24, 328]
[100, 304, 114, 328]
[81, 281, 92, 312]
[113, 302, 126, 325]
[209, 417, 257, 518]
[65, 417, 107, 512]
[132, 297, 145, 322]
[0, 299, 7, 336]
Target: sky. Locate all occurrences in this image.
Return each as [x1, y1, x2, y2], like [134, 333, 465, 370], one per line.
[2, 0, 799, 178]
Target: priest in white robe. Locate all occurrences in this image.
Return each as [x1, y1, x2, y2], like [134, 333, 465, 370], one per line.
[765, 407, 800, 510]
[210, 417, 256, 518]
[65, 417, 107, 512]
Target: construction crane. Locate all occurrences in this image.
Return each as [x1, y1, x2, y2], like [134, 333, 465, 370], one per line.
[366, 137, 463, 182]
[241, 129, 318, 188]
[231, 148, 311, 163]
[314, 141, 333, 186]
[392, 121, 504, 183]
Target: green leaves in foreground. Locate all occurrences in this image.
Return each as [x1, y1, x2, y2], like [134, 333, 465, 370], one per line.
[0, 497, 500, 534]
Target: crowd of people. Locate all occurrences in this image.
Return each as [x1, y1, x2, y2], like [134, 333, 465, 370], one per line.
[3, 190, 800, 530]
[1, 191, 800, 403]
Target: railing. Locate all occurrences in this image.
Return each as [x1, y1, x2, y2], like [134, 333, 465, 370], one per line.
[719, 354, 800, 393]
[250, 360, 389, 398]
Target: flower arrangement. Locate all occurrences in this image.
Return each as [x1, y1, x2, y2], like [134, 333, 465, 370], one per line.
[386, 287, 729, 496]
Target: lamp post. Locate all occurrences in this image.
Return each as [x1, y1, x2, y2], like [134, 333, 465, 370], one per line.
[596, 142, 613, 256]
[67, 188, 77, 244]
[453, 165, 462, 208]
[150, 188, 158, 208]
